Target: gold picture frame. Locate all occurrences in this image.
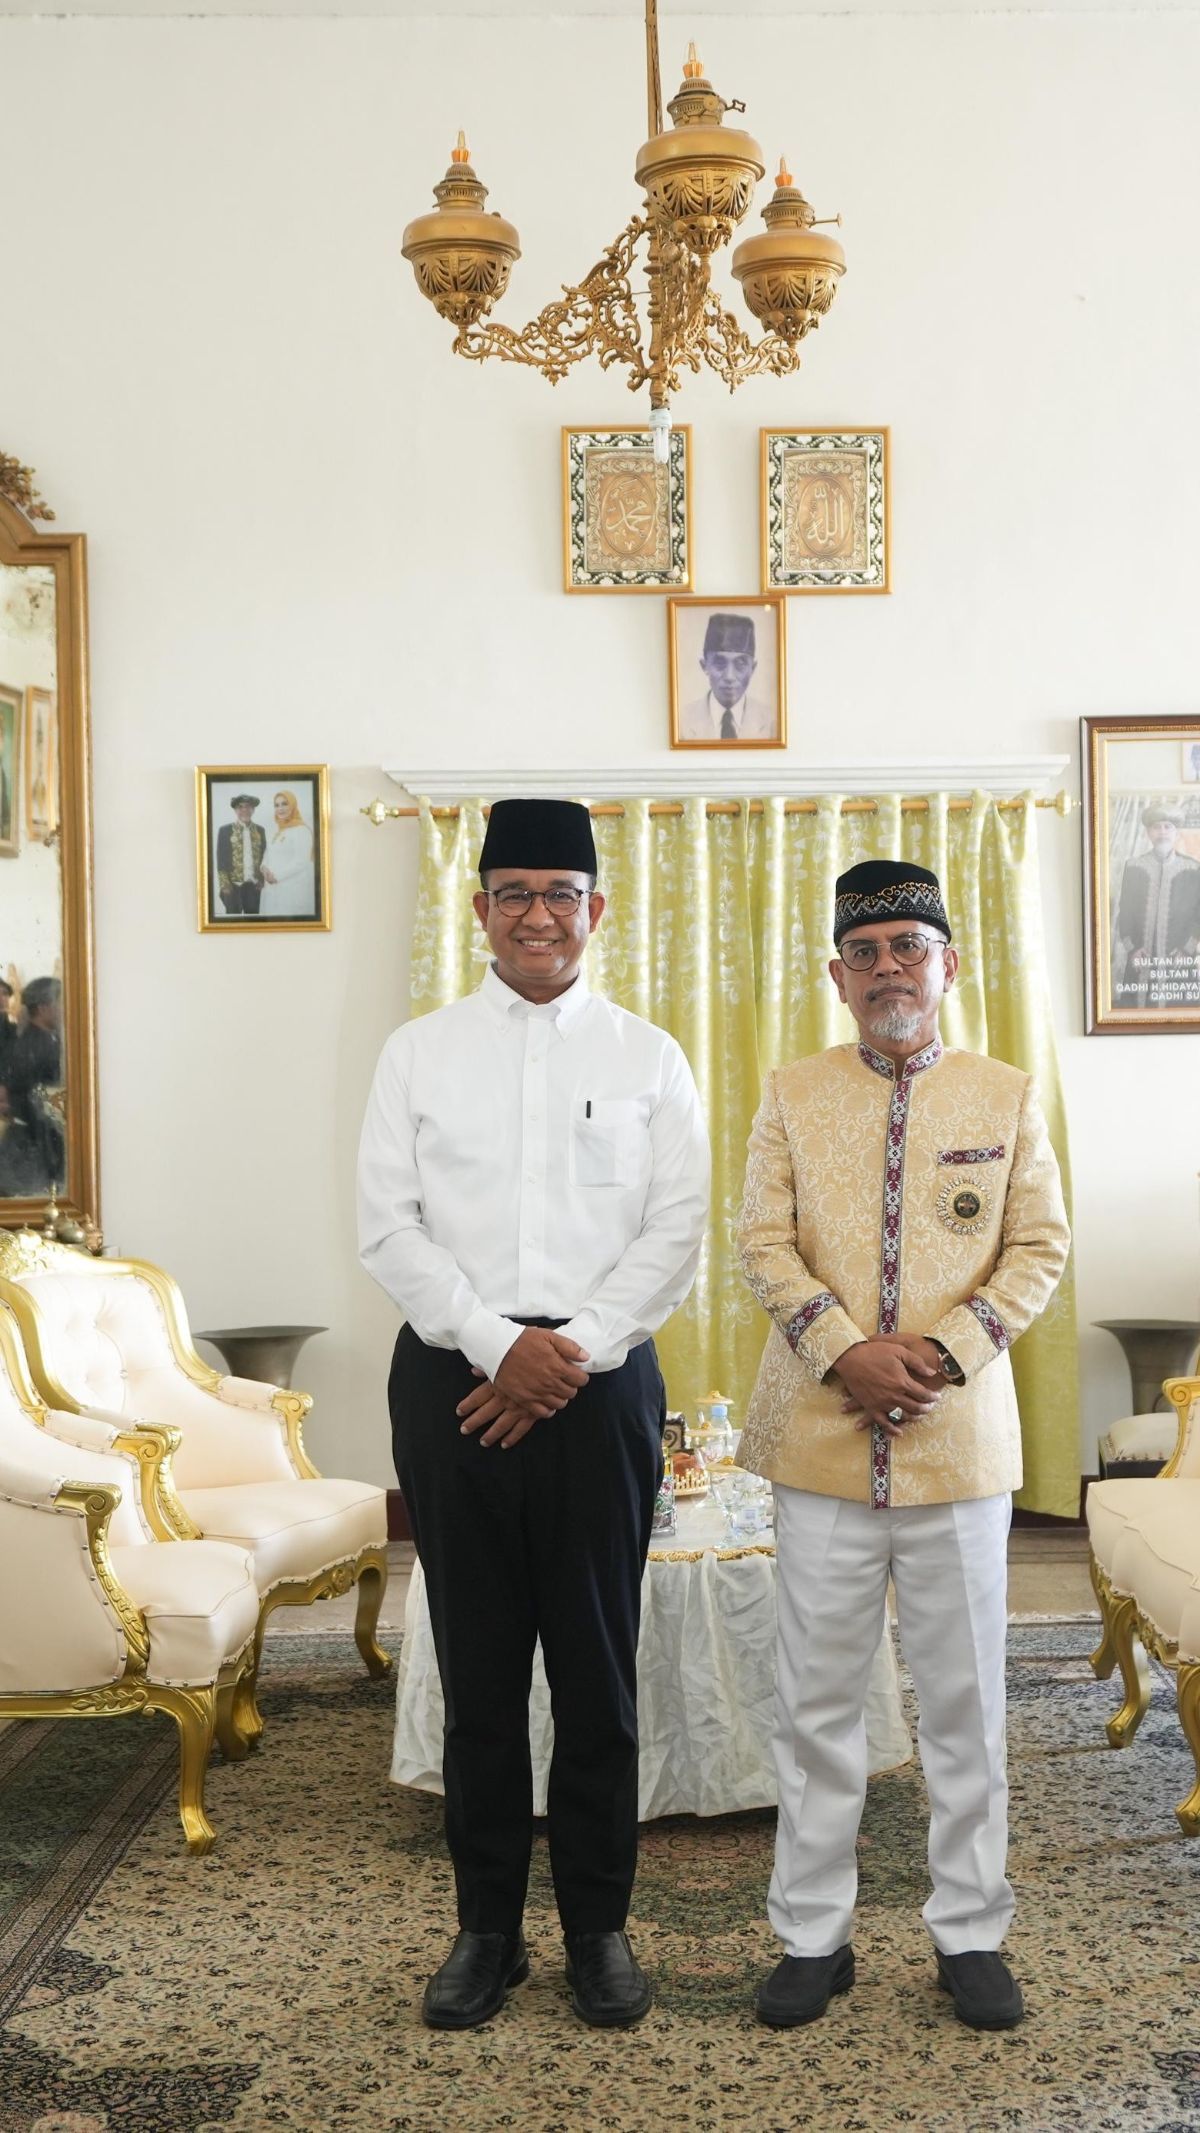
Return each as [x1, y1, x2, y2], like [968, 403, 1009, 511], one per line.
[1082, 715, 1200, 1035]
[24, 685, 58, 845]
[668, 594, 787, 750]
[562, 425, 692, 592]
[0, 470, 99, 1235]
[0, 682, 21, 857]
[761, 427, 890, 594]
[196, 765, 332, 933]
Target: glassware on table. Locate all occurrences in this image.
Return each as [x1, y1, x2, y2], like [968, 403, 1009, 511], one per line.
[713, 1470, 773, 1544]
[690, 1393, 735, 1476]
[651, 1463, 677, 1538]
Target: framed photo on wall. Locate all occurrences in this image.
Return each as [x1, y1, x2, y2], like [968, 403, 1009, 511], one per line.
[1082, 715, 1200, 1034]
[196, 765, 331, 933]
[668, 594, 787, 749]
[0, 683, 22, 857]
[761, 428, 890, 594]
[24, 686, 58, 845]
[562, 426, 692, 592]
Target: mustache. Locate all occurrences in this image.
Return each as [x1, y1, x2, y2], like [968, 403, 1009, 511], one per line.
[865, 981, 919, 1002]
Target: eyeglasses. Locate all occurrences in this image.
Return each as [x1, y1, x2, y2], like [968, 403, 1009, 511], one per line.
[488, 886, 589, 917]
[838, 931, 944, 971]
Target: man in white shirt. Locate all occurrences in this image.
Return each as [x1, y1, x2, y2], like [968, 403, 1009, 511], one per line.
[678, 612, 776, 741]
[358, 798, 709, 2033]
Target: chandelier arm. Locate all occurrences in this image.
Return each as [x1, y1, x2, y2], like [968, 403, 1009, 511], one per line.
[692, 288, 806, 390]
[452, 219, 650, 385]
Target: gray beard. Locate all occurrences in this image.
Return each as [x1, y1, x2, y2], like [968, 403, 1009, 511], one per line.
[869, 1004, 925, 1044]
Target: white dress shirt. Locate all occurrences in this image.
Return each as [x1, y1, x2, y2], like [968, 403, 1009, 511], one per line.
[678, 692, 777, 741]
[357, 963, 710, 1382]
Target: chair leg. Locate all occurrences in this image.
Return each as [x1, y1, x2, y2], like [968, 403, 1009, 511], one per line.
[1175, 1662, 1200, 1837]
[151, 1685, 218, 1854]
[1088, 1551, 1117, 1680]
[215, 1675, 253, 1762]
[1106, 1592, 1153, 1749]
[233, 1612, 269, 1747]
[354, 1555, 392, 1680]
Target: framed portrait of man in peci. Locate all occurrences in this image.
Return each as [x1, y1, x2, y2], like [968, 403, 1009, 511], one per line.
[196, 765, 331, 933]
[1082, 715, 1200, 1034]
[668, 594, 787, 749]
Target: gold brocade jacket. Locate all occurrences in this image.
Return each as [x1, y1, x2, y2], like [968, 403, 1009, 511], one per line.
[735, 1038, 1071, 1508]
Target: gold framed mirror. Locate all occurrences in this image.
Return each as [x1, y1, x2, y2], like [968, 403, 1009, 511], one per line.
[0, 454, 98, 1233]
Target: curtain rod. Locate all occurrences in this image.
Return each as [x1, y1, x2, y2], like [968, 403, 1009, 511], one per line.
[362, 793, 1075, 824]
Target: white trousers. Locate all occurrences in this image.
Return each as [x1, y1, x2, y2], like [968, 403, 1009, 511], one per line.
[769, 1486, 1014, 1958]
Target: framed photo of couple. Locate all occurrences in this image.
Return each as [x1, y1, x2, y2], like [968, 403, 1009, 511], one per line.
[196, 765, 331, 933]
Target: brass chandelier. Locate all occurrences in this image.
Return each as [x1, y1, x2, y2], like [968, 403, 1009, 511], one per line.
[401, 0, 845, 461]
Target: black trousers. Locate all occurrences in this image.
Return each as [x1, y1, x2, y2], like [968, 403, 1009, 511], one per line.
[389, 1322, 664, 1938]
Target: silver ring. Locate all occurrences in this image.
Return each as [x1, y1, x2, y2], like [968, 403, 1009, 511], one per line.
[887, 1407, 904, 1423]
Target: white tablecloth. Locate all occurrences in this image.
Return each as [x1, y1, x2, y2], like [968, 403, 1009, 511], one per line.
[391, 1499, 913, 1819]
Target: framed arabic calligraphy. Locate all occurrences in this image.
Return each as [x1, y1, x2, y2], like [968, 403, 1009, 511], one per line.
[761, 428, 890, 594]
[562, 426, 692, 593]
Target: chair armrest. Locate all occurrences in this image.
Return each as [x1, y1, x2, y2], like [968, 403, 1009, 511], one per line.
[0, 1454, 150, 1696]
[1164, 1376, 1200, 1479]
[39, 1408, 123, 1454]
[214, 1377, 321, 1481]
[216, 1374, 283, 1412]
[45, 1410, 201, 1543]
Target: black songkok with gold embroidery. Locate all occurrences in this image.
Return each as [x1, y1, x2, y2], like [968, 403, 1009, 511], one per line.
[478, 798, 598, 879]
[833, 860, 952, 945]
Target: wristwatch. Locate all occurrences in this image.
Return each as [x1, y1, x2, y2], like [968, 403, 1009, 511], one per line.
[931, 1339, 965, 1386]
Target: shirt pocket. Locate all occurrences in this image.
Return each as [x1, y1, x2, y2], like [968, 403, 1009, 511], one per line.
[569, 1097, 646, 1188]
[934, 1147, 1006, 1237]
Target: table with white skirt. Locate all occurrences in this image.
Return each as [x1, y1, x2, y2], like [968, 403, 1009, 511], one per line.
[391, 1497, 913, 1819]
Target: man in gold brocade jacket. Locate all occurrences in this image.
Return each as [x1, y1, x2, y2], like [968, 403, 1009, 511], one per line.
[736, 859, 1070, 2036]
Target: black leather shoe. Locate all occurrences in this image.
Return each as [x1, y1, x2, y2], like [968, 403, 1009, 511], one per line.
[421, 1930, 528, 2030]
[755, 1944, 855, 2028]
[564, 1931, 653, 2028]
[936, 1949, 1025, 2030]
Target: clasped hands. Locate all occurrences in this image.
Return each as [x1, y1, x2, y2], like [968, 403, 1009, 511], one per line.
[456, 1325, 590, 1450]
[835, 1335, 944, 1438]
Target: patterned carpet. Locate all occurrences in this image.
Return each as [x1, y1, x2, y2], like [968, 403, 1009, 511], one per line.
[1, 1626, 1198, 2133]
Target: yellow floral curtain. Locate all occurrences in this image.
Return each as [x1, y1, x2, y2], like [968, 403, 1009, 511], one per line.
[410, 793, 1079, 1517]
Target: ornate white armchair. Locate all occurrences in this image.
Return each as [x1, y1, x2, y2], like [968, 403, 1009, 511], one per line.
[0, 1300, 260, 1852]
[1086, 1375, 1200, 1834]
[0, 1234, 391, 1743]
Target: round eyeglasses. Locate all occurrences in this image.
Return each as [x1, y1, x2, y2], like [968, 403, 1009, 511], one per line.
[838, 931, 945, 971]
[488, 885, 589, 917]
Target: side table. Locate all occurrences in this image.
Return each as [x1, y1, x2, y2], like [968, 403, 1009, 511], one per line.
[194, 1324, 328, 1390]
[392, 1498, 912, 1819]
[1093, 1319, 1200, 1416]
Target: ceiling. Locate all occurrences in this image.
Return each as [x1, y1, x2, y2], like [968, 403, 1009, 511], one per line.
[0, 0, 1185, 16]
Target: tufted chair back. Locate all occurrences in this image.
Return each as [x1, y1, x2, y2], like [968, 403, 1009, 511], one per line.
[0, 1305, 148, 1547]
[1, 1251, 293, 1493]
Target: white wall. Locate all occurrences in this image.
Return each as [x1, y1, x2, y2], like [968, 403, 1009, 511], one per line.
[2, 8, 1198, 1488]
